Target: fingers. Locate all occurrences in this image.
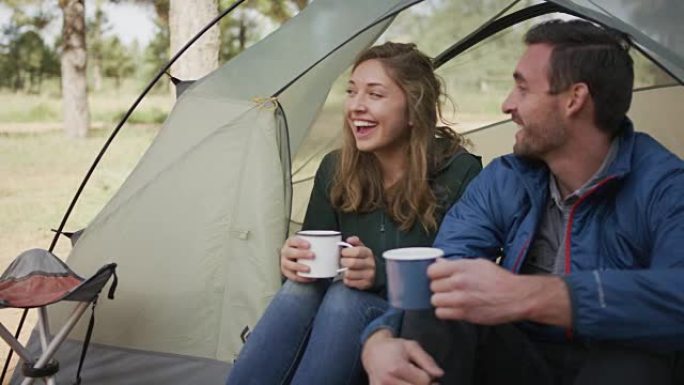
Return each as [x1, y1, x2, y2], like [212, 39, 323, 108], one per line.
[280, 257, 314, 283]
[343, 266, 374, 280]
[282, 237, 311, 258]
[281, 262, 315, 283]
[434, 306, 467, 321]
[340, 254, 374, 270]
[376, 343, 439, 385]
[345, 235, 364, 247]
[429, 259, 487, 293]
[280, 236, 315, 282]
[427, 258, 462, 280]
[363, 334, 438, 385]
[405, 340, 444, 379]
[386, 364, 434, 385]
[430, 271, 465, 294]
[343, 275, 373, 290]
[340, 245, 375, 289]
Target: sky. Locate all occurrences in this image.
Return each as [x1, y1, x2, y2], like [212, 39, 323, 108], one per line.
[0, 1, 157, 47]
[99, 2, 157, 46]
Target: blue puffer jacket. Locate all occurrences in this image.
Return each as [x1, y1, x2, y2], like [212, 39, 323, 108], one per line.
[433, 120, 684, 351]
[363, 120, 684, 351]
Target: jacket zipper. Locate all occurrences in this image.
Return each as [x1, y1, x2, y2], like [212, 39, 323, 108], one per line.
[562, 175, 616, 339]
[512, 237, 531, 272]
[563, 176, 616, 274]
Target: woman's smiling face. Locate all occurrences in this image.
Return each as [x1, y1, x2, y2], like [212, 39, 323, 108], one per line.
[345, 59, 410, 156]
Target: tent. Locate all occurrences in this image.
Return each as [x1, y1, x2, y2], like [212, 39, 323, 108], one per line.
[8, 0, 682, 383]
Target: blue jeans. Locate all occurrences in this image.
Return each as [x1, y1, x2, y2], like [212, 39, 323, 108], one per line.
[226, 279, 388, 385]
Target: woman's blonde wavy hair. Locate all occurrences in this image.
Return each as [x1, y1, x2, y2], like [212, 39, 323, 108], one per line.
[330, 42, 464, 232]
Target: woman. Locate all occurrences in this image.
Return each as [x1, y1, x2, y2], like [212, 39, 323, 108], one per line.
[226, 42, 482, 385]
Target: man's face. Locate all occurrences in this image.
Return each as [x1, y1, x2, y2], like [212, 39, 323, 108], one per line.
[502, 44, 567, 160]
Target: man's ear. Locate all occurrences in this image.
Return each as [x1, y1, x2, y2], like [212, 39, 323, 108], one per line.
[564, 82, 591, 118]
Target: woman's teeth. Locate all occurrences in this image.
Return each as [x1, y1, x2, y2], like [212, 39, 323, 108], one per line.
[353, 120, 376, 133]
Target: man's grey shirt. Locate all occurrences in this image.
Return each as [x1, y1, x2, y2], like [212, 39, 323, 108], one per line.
[520, 139, 619, 275]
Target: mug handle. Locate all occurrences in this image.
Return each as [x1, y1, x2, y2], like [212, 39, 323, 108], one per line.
[336, 241, 353, 273]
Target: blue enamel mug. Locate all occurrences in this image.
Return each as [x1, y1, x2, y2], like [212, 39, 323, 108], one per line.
[383, 247, 444, 310]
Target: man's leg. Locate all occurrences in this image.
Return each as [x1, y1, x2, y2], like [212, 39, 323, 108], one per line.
[572, 344, 675, 385]
[675, 352, 684, 384]
[400, 310, 478, 385]
[226, 279, 330, 385]
[290, 281, 388, 385]
[399, 311, 553, 385]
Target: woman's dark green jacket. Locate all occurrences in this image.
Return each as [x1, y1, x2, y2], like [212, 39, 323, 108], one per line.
[301, 148, 482, 295]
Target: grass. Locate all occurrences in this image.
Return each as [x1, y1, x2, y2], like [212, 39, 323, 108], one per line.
[0, 78, 173, 127]
[0, 126, 160, 261]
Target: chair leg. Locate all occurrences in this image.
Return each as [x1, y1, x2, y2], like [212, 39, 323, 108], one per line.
[0, 323, 32, 362]
[37, 308, 51, 352]
[20, 302, 90, 385]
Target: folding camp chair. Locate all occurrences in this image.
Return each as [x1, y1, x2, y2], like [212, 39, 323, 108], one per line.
[0, 249, 117, 385]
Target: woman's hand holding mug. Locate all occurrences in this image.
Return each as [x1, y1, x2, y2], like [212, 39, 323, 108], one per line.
[340, 236, 376, 290]
[280, 236, 316, 283]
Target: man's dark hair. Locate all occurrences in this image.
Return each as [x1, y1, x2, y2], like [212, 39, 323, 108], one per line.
[525, 19, 634, 136]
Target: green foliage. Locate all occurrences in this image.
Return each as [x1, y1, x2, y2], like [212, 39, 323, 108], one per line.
[142, 19, 170, 91]
[0, 25, 59, 92]
[101, 36, 136, 87]
[217, 0, 308, 63]
[0, 1, 59, 92]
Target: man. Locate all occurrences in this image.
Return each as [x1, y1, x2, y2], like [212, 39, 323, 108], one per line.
[361, 19, 684, 385]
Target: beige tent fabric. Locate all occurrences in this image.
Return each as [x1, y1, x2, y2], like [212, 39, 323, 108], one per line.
[50, 98, 286, 359]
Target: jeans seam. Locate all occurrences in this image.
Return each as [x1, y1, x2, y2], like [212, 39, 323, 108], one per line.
[278, 322, 314, 385]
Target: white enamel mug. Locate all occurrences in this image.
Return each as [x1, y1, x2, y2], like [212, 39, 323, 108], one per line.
[295, 230, 352, 278]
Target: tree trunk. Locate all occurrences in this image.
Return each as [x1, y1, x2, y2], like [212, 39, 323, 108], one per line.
[239, 15, 246, 51]
[92, 59, 103, 91]
[169, 0, 219, 96]
[60, 0, 90, 138]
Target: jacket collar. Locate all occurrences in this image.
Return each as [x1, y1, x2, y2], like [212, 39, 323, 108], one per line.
[605, 118, 636, 179]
